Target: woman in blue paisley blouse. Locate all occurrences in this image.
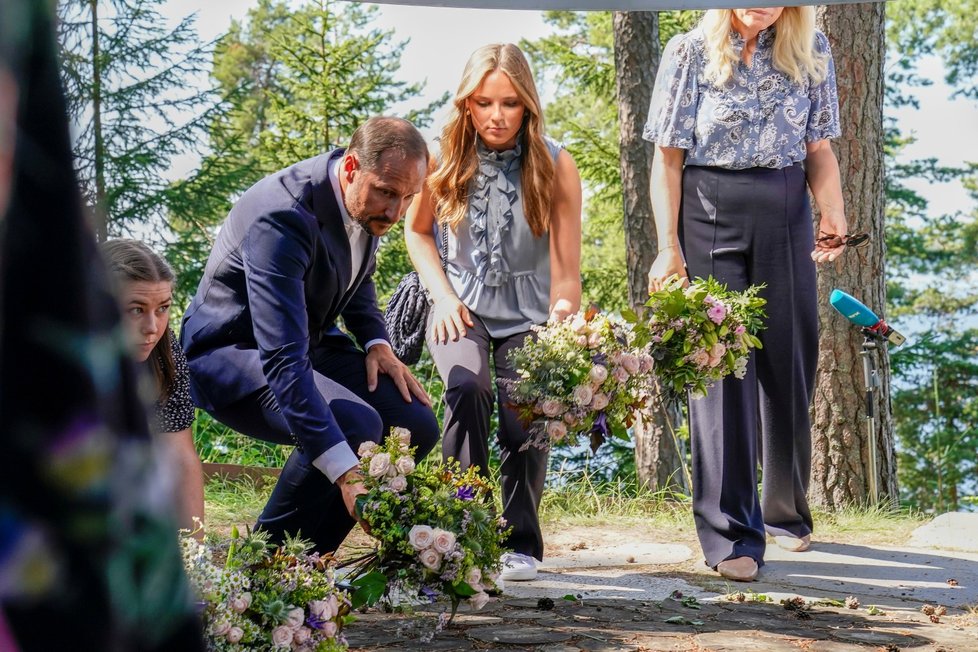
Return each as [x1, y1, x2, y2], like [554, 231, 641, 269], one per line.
[644, 7, 851, 582]
[406, 43, 582, 582]
[102, 239, 206, 534]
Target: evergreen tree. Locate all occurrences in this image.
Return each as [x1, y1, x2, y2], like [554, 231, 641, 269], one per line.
[57, 0, 213, 240]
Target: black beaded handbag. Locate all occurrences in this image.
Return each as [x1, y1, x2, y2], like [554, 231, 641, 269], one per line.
[385, 224, 448, 365]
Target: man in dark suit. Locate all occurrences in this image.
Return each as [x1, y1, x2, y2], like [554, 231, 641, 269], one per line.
[181, 116, 439, 554]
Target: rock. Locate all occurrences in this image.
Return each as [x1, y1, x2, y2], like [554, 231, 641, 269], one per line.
[909, 512, 978, 552]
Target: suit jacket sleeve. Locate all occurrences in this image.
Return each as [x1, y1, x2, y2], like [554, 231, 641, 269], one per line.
[341, 254, 390, 349]
[241, 208, 352, 467]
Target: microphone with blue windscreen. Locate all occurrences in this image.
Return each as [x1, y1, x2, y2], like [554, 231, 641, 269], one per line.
[829, 289, 906, 346]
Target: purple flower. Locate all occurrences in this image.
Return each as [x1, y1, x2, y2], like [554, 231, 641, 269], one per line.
[455, 486, 476, 501]
[707, 304, 727, 324]
[306, 613, 329, 630]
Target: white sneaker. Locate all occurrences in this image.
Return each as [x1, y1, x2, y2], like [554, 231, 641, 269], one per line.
[500, 552, 538, 581]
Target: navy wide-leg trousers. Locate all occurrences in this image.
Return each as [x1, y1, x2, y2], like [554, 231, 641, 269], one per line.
[680, 163, 818, 569]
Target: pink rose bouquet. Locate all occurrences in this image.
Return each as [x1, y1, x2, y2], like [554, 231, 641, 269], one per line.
[345, 429, 509, 619]
[181, 528, 350, 651]
[632, 276, 766, 400]
[504, 308, 657, 452]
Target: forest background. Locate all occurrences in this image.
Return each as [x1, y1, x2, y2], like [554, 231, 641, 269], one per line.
[55, 0, 978, 515]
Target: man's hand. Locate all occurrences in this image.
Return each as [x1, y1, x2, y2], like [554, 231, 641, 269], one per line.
[365, 343, 432, 405]
[337, 468, 370, 532]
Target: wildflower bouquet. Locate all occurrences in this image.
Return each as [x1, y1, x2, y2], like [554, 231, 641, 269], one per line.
[181, 529, 350, 651]
[633, 276, 767, 400]
[347, 428, 509, 617]
[504, 308, 657, 452]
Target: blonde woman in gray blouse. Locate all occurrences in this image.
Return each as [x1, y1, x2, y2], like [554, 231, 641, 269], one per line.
[406, 43, 582, 582]
[645, 7, 852, 582]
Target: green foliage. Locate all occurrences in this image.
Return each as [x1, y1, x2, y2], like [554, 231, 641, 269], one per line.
[57, 0, 214, 239]
[194, 410, 291, 468]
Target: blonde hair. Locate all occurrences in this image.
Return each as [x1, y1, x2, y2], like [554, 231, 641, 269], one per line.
[700, 7, 828, 88]
[429, 43, 555, 238]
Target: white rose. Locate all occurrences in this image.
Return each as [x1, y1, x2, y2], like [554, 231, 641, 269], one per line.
[432, 528, 457, 554]
[570, 315, 588, 334]
[357, 441, 378, 457]
[408, 524, 434, 550]
[321, 621, 338, 638]
[271, 625, 294, 647]
[395, 456, 415, 475]
[575, 335, 588, 347]
[286, 607, 305, 630]
[293, 626, 312, 645]
[388, 475, 408, 492]
[589, 365, 609, 385]
[470, 591, 491, 610]
[621, 353, 641, 375]
[368, 452, 391, 478]
[587, 332, 602, 349]
[226, 626, 244, 644]
[211, 621, 231, 637]
[419, 548, 443, 571]
[465, 566, 482, 588]
[590, 392, 609, 411]
[393, 427, 412, 446]
[573, 385, 593, 407]
[546, 420, 568, 442]
[541, 399, 563, 417]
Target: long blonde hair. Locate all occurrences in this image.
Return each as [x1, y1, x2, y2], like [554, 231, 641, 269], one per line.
[429, 43, 555, 238]
[700, 7, 828, 88]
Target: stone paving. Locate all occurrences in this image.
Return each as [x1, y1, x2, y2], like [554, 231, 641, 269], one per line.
[344, 516, 978, 651]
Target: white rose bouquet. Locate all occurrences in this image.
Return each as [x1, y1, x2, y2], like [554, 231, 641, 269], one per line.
[181, 528, 350, 651]
[630, 276, 767, 400]
[345, 429, 509, 619]
[504, 308, 657, 452]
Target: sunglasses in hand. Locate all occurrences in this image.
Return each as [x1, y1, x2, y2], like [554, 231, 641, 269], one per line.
[816, 231, 870, 249]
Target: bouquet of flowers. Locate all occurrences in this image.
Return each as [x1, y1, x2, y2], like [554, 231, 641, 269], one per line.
[346, 428, 509, 617]
[181, 529, 351, 651]
[504, 308, 657, 452]
[634, 276, 767, 400]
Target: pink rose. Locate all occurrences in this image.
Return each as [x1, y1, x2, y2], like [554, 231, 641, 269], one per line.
[563, 412, 579, 426]
[388, 475, 408, 492]
[576, 335, 588, 347]
[368, 452, 391, 478]
[293, 626, 312, 645]
[357, 441, 378, 457]
[541, 399, 563, 417]
[470, 591, 491, 610]
[621, 353, 641, 375]
[230, 591, 252, 613]
[210, 621, 231, 636]
[393, 427, 412, 446]
[395, 456, 415, 475]
[710, 342, 727, 358]
[689, 349, 710, 368]
[707, 303, 727, 324]
[419, 548, 443, 571]
[408, 524, 434, 550]
[286, 607, 305, 630]
[573, 385, 593, 407]
[639, 353, 655, 373]
[226, 627, 244, 644]
[546, 420, 568, 442]
[589, 365, 608, 385]
[590, 393, 609, 411]
[271, 625, 294, 647]
[587, 332, 602, 349]
[308, 598, 335, 620]
[432, 528, 457, 554]
[613, 367, 630, 383]
[321, 621, 338, 638]
[465, 566, 482, 588]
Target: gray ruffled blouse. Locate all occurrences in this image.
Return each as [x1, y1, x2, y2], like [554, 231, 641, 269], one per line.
[643, 26, 841, 169]
[445, 136, 563, 338]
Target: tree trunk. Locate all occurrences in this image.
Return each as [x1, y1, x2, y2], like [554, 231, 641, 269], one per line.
[811, 3, 897, 507]
[612, 11, 684, 493]
[90, 0, 107, 241]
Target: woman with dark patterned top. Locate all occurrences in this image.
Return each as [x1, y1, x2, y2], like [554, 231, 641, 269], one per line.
[644, 7, 851, 582]
[102, 239, 205, 533]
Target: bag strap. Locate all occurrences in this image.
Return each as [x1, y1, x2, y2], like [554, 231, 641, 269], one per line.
[437, 221, 448, 267]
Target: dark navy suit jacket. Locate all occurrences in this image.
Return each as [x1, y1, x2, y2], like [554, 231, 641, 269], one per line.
[181, 149, 388, 460]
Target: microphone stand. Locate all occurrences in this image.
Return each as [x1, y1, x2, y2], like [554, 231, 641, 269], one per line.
[859, 330, 881, 504]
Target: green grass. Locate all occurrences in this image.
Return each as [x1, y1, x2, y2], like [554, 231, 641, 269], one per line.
[811, 501, 929, 546]
[204, 475, 275, 535]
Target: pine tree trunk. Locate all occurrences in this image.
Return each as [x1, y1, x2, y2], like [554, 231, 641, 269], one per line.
[612, 11, 684, 492]
[811, 3, 897, 507]
[90, 0, 107, 241]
